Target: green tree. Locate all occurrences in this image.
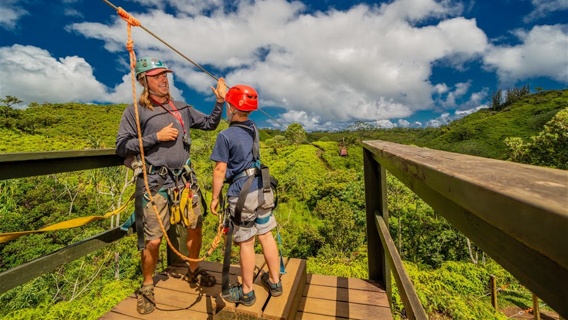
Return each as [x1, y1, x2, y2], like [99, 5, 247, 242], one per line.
[285, 122, 306, 145]
[490, 89, 503, 111]
[505, 107, 568, 169]
[0, 96, 22, 108]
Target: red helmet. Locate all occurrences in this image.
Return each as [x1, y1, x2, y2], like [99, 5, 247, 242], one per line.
[225, 85, 258, 111]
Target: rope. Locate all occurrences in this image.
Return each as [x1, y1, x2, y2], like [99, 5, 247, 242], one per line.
[112, 3, 223, 263]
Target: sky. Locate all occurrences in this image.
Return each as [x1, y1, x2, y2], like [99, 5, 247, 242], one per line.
[0, 0, 567, 131]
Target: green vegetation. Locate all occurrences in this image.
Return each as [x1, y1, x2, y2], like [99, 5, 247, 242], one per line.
[0, 89, 566, 319]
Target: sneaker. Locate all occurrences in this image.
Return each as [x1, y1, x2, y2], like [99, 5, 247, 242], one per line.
[261, 272, 283, 297]
[223, 283, 256, 306]
[136, 284, 155, 314]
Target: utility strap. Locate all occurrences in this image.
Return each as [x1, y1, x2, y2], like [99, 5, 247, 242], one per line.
[234, 175, 255, 224]
[134, 177, 146, 251]
[221, 221, 234, 297]
[276, 227, 287, 275]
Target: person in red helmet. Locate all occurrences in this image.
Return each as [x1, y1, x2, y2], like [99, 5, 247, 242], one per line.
[210, 85, 283, 306]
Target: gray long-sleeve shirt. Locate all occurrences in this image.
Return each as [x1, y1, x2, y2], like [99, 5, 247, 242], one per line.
[116, 99, 224, 188]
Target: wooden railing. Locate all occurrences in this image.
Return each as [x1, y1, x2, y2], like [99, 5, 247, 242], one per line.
[2, 143, 567, 319]
[362, 140, 568, 319]
[0, 149, 125, 294]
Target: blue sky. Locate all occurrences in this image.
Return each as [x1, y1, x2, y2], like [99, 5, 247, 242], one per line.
[1, 0, 567, 131]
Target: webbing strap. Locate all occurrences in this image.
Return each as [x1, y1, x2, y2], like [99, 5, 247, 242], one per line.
[134, 177, 146, 251]
[261, 167, 271, 193]
[234, 175, 255, 224]
[221, 221, 234, 297]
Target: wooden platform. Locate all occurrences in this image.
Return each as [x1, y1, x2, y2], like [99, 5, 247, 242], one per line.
[99, 255, 391, 320]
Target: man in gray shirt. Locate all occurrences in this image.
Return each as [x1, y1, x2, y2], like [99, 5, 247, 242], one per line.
[116, 57, 226, 314]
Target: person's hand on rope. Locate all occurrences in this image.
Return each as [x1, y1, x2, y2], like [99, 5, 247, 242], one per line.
[211, 77, 227, 103]
[156, 123, 178, 141]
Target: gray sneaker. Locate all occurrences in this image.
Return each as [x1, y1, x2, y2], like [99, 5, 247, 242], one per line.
[223, 283, 256, 306]
[136, 284, 155, 314]
[261, 272, 283, 297]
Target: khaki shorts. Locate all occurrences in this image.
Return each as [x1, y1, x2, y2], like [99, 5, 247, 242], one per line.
[143, 190, 204, 241]
[228, 189, 277, 243]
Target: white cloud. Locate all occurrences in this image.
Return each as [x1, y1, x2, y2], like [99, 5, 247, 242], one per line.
[0, 0, 27, 30]
[424, 104, 488, 128]
[0, 45, 106, 104]
[2, 0, 564, 131]
[425, 112, 451, 127]
[269, 110, 324, 132]
[375, 119, 396, 128]
[483, 24, 568, 85]
[0, 44, 184, 106]
[397, 119, 411, 128]
[132, 0, 224, 16]
[67, 0, 487, 124]
[525, 0, 568, 22]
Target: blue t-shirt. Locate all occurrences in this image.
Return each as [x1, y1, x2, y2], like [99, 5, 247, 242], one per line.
[210, 120, 262, 197]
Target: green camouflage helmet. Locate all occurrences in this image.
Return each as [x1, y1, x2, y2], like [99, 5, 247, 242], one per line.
[135, 57, 173, 77]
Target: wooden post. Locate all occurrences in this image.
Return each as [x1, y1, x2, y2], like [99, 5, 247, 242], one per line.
[363, 149, 388, 287]
[490, 275, 497, 310]
[532, 293, 540, 320]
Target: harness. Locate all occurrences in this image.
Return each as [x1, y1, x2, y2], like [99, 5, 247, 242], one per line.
[220, 122, 284, 298]
[226, 123, 277, 227]
[125, 157, 207, 251]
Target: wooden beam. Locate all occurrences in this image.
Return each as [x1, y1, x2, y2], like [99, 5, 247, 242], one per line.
[362, 140, 568, 317]
[0, 149, 122, 180]
[376, 216, 427, 319]
[0, 228, 127, 294]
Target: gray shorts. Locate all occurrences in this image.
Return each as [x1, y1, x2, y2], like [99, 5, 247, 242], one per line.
[228, 188, 277, 243]
[143, 190, 203, 241]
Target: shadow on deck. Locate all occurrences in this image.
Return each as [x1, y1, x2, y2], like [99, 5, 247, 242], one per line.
[100, 255, 390, 320]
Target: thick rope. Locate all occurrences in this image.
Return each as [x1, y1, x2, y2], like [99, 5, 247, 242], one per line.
[116, 5, 223, 263]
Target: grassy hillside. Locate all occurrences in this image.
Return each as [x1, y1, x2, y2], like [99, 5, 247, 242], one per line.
[416, 89, 567, 159]
[2, 89, 565, 160]
[307, 89, 567, 160]
[0, 103, 126, 153]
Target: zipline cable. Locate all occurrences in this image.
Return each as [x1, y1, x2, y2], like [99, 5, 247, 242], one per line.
[102, 0, 323, 150]
[102, 0, 219, 82]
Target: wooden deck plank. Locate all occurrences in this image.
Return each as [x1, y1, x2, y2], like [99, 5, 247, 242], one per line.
[104, 295, 213, 319]
[295, 312, 349, 320]
[307, 274, 383, 291]
[99, 255, 391, 320]
[262, 258, 306, 320]
[296, 297, 392, 320]
[303, 283, 389, 307]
